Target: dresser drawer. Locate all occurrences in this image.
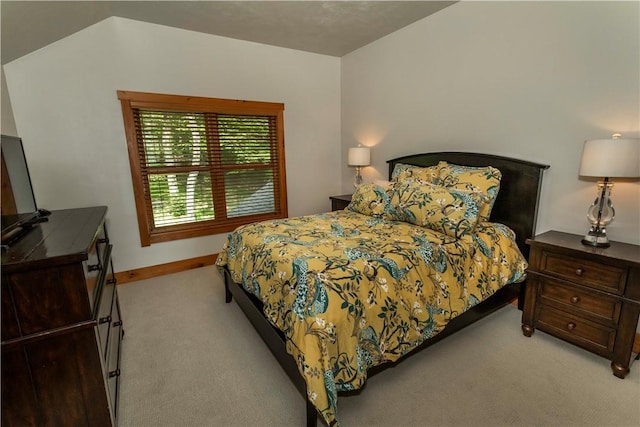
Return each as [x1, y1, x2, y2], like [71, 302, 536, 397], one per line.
[84, 241, 103, 311]
[105, 296, 123, 424]
[96, 282, 115, 356]
[108, 372, 120, 424]
[94, 224, 109, 266]
[107, 314, 123, 378]
[536, 305, 616, 356]
[539, 278, 621, 326]
[105, 287, 122, 376]
[85, 225, 111, 311]
[539, 251, 626, 294]
[94, 245, 115, 354]
[5, 264, 91, 336]
[105, 325, 122, 384]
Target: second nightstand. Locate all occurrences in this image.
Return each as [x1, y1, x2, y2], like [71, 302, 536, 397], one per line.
[522, 230, 640, 378]
[329, 194, 352, 211]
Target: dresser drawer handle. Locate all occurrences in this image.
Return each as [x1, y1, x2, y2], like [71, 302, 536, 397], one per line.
[108, 369, 121, 378]
[98, 237, 109, 244]
[575, 268, 584, 276]
[107, 278, 117, 285]
[113, 320, 123, 327]
[99, 315, 112, 324]
[566, 322, 576, 331]
[88, 263, 102, 272]
[570, 296, 581, 304]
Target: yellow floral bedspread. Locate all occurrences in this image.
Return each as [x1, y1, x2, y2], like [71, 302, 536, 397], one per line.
[216, 210, 527, 426]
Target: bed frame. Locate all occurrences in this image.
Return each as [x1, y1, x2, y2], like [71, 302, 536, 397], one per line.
[222, 152, 549, 426]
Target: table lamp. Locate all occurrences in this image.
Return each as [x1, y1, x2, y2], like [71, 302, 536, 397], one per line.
[348, 145, 370, 187]
[579, 134, 640, 247]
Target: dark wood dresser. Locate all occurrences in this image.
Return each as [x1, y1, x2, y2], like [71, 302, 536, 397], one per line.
[522, 230, 640, 378]
[1, 206, 124, 426]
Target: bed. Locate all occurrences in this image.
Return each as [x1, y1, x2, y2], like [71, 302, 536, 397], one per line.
[217, 152, 549, 426]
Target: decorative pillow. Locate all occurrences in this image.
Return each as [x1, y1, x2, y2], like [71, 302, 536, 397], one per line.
[438, 163, 501, 222]
[385, 181, 488, 238]
[347, 183, 391, 217]
[391, 161, 448, 184]
[372, 179, 392, 189]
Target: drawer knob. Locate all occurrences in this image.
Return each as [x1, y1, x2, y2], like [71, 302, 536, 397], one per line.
[575, 267, 584, 276]
[570, 296, 581, 304]
[567, 322, 576, 331]
[108, 369, 121, 378]
[88, 263, 102, 272]
[99, 315, 112, 324]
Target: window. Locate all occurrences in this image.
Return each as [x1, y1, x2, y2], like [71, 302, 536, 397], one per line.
[118, 91, 287, 246]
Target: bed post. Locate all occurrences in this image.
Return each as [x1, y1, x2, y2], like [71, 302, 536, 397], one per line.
[222, 267, 321, 426]
[223, 269, 232, 303]
[306, 399, 318, 427]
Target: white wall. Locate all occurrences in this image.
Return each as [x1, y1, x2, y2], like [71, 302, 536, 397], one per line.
[1, 70, 18, 136]
[342, 1, 640, 244]
[4, 17, 341, 271]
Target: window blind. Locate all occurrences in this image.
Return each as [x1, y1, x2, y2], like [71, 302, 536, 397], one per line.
[118, 91, 287, 246]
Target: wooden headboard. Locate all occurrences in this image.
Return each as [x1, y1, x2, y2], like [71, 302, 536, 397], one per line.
[387, 152, 550, 259]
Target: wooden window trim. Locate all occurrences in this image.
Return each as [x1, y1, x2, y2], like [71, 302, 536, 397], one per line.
[118, 91, 287, 246]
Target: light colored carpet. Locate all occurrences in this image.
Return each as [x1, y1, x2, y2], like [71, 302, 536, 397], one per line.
[117, 266, 640, 427]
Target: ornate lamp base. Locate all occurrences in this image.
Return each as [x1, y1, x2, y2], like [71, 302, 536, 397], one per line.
[353, 166, 364, 188]
[582, 179, 614, 248]
[582, 226, 610, 247]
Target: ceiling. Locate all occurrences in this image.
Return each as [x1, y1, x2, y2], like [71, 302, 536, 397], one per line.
[1, 1, 455, 65]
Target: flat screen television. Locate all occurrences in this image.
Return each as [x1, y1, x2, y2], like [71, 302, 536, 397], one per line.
[1, 134, 49, 246]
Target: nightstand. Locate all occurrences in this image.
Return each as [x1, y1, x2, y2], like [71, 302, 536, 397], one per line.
[330, 194, 352, 211]
[522, 230, 640, 378]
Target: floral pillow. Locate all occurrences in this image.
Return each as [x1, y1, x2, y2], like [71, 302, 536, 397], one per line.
[347, 183, 391, 217]
[438, 163, 501, 222]
[385, 181, 489, 238]
[372, 179, 392, 189]
[391, 161, 448, 185]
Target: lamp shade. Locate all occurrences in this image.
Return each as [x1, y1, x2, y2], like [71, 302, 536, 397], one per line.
[579, 138, 640, 178]
[348, 146, 371, 166]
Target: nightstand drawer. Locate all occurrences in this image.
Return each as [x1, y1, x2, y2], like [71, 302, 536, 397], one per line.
[539, 278, 621, 325]
[537, 305, 616, 356]
[540, 251, 626, 294]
